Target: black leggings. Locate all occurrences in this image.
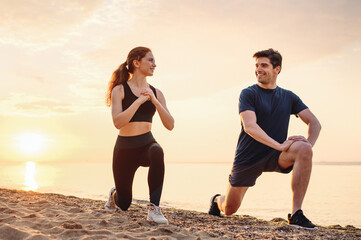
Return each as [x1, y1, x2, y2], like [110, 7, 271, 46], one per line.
[112, 132, 165, 211]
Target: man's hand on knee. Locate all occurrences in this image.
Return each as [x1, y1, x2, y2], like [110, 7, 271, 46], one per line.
[288, 136, 311, 145]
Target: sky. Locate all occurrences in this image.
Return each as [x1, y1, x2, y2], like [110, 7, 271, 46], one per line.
[0, 0, 361, 164]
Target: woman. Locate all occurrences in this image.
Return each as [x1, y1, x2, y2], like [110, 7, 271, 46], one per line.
[105, 47, 174, 224]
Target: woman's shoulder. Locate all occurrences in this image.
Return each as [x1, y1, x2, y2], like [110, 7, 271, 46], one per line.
[149, 84, 160, 96]
[111, 84, 125, 97]
[113, 84, 124, 91]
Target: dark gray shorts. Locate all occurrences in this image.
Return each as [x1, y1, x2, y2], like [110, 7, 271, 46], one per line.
[229, 150, 293, 187]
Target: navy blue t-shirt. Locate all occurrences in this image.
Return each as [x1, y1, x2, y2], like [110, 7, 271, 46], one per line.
[234, 84, 308, 165]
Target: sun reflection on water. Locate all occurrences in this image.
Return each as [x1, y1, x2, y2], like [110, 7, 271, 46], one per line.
[24, 161, 38, 191]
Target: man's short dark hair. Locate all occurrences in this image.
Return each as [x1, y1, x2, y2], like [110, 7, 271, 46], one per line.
[253, 48, 282, 73]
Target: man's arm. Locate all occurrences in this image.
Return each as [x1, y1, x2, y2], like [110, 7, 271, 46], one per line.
[295, 108, 321, 147]
[240, 110, 294, 152]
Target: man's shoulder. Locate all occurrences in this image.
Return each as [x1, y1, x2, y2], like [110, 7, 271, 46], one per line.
[243, 84, 257, 90]
[277, 86, 296, 95]
[276, 87, 305, 105]
[241, 84, 258, 94]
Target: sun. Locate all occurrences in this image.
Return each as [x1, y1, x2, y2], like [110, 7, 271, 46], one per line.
[15, 133, 49, 155]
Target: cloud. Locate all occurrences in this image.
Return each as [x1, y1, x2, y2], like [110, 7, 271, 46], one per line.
[149, 0, 361, 61]
[78, 1, 361, 101]
[0, 93, 77, 117]
[2, 0, 360, 102]
[14, 100, 73, 115]
[13, 73, 46, 84]
[0, 0, 103, 45]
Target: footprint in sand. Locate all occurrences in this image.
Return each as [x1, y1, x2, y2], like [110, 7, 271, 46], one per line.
[23, 213, 37, 218]
[68, 207, 84, 213]
[98, 219, 108, 226]
[61, 220, 83, 229]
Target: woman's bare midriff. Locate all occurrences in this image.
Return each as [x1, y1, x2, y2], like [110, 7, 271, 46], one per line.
[119, 122, 152, 136]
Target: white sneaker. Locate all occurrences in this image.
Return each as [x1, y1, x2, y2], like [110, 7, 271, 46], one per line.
[147, 203, 168, 224]
[104, 187, 117, 211]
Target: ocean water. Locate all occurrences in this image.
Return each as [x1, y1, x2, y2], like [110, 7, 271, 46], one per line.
[0, 161, 360, 228]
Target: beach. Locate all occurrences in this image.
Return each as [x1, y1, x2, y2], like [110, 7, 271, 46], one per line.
[0, 188, 359, 240]
[2, 161, 360, 228]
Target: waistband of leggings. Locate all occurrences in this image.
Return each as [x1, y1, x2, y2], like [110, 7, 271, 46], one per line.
[115, 131, 156, 149]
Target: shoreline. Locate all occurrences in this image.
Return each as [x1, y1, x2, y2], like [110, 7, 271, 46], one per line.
[0, 188, 359, 240]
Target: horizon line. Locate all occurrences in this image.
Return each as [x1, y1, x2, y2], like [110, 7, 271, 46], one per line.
[1, 160, 361, 166]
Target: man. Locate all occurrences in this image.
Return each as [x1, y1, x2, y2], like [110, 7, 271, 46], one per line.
[208, 49, 321, 229]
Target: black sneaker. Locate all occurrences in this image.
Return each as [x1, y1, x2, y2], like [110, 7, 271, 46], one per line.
[208, 194, 221, 217]
[288, 210, 318, 229]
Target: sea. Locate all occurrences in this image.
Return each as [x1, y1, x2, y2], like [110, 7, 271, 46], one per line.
[0, 161, 360, 228]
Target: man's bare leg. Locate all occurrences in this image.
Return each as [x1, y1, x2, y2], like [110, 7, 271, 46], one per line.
[278, 141, 313, 214]
[216, 183, 248, 216]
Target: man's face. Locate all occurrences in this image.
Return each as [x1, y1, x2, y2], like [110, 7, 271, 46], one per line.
[255, 57, 280, 85]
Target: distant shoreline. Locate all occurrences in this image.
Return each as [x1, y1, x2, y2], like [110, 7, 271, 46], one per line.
[313, 161, 361, 165]
[166, 161, 361, 166]
[0, 188, 360, 240]
[1, 161, 361, 166]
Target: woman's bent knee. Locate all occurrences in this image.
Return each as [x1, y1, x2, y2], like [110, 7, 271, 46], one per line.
[116, 200, 131, 211]
[114, 193, 132, 211]
[149, 144, 164, 157]
[148, 144, 164, 164]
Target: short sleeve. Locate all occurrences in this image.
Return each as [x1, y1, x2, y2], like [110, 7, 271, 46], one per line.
[239, 88, 255, 113]
[291, 92, 308, 115]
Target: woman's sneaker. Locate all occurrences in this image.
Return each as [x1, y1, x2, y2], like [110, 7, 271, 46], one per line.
[288, 209, 318, 229]
[147, 203, 168, 224]
[104, 187, 117, 211]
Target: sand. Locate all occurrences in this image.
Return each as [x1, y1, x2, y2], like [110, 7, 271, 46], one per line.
[0, 188, 359, 240]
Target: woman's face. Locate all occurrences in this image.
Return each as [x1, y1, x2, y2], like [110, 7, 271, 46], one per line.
[137, 51, 156, 76]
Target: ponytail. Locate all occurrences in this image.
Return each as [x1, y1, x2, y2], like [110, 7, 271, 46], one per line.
[106, 62, 130, 106]
[106, 46, 151, 106]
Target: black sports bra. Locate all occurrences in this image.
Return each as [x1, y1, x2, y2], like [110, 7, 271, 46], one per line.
[122, 81, 157, 123]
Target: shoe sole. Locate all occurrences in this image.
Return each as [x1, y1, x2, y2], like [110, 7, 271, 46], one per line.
[147, 217, 168, 224]
[289, 224, 318, 230]
[104, 205, 117, 212]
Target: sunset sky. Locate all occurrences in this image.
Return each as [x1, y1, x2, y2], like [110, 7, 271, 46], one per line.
[1, 0, 360, 164]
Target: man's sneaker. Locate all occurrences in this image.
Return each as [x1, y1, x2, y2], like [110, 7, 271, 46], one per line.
[288, 209, 318, 229]
[147, 203, 168, 224]
[104, 187, 117, 212]
[208, 194, 221, 217]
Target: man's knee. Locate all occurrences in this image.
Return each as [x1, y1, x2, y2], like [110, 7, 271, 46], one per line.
[293, 141, 313, 159]
[224, 204, 239, 216]
[222, 186, 246, 216]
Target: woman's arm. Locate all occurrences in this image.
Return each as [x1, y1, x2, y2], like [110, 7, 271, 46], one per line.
[142, 88, 174, 130]
[111, 85, 149, 129]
